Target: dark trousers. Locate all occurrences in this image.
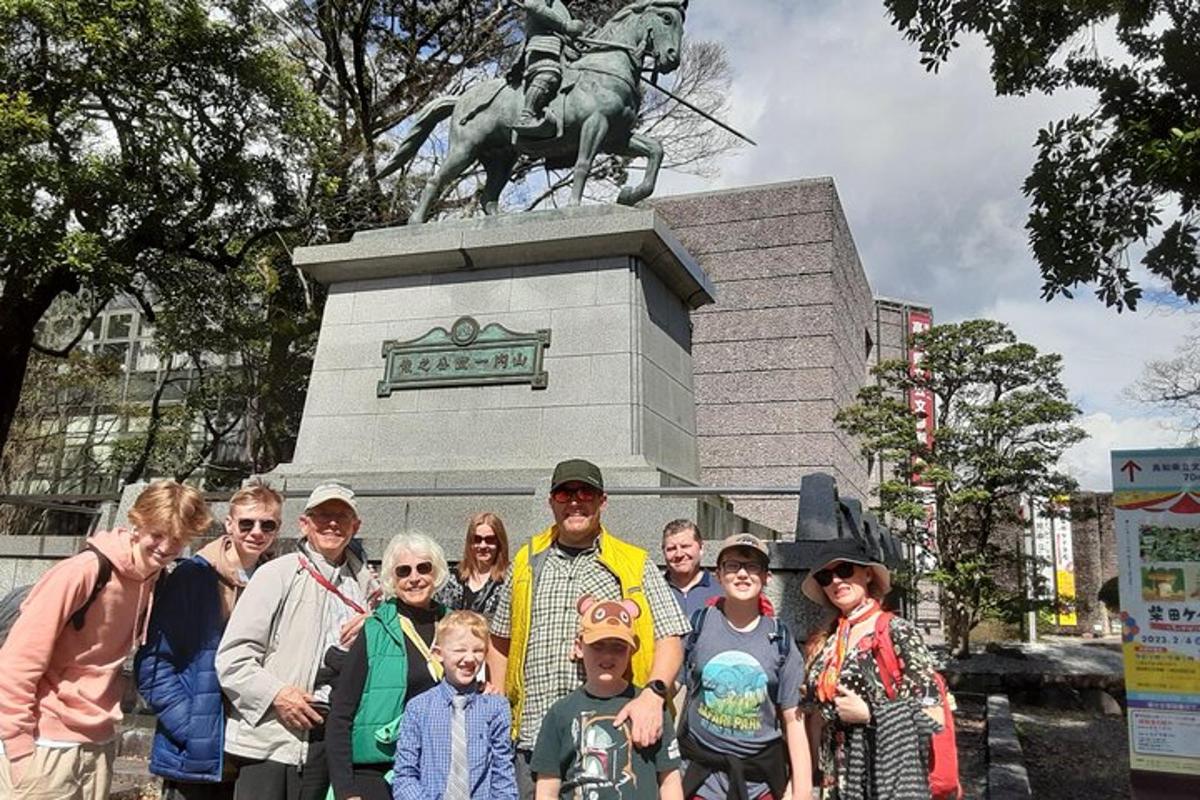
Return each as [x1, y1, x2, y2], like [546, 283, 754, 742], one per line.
[298, 735, 329, 800]
[515, 748, 535, 800]
[230, 758, 300, 800]
[341, 764, 391, 800]
[161, 779, 235, 800]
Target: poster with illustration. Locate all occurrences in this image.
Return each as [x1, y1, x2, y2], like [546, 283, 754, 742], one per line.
[1111, 448, 1200, 778]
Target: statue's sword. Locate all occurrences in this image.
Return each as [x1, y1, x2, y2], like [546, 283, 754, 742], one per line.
[642, 78, 758, 146]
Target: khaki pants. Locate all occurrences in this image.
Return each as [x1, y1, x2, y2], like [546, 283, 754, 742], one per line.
[0, 741, 115, 800]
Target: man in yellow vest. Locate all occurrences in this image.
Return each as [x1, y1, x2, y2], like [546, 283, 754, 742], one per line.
[487, 459, 691, 799]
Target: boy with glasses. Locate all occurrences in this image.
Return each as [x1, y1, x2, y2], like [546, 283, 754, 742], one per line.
[677, 534, 812, 800]
[137, 480, 283, 799]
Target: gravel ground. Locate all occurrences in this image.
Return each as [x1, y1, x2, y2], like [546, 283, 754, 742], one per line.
[1012, 704, 1131, 800]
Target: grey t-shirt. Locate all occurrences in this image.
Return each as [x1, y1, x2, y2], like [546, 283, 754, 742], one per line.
[683, 609, 805, 800]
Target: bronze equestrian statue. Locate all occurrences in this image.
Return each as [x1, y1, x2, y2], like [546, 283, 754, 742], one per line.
[379, 0, 688, 224]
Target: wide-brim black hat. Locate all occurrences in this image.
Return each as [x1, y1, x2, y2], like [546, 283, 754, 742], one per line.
[800, 537, 891, 607]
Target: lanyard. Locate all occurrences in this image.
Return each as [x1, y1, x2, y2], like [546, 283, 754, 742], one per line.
[297, 555, 367, 615]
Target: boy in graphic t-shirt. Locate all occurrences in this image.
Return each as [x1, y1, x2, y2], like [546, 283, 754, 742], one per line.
[679, 534, 812, 800]
[531, 595, 683, 800]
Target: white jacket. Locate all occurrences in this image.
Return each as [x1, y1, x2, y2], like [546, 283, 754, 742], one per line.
[215, 541, 373, 766]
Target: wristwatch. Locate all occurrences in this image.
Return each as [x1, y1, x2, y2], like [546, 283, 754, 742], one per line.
[646, 679, 670, 705]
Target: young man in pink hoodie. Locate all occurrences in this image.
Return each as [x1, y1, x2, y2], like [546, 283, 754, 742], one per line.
[0, 480, 213, 800]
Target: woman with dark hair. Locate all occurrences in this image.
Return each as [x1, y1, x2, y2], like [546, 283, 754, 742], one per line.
[436, 512, 510, 618]
[801, 538, 943, 800]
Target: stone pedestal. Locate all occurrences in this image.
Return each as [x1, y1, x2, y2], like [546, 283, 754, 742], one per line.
[265, 206, 780, 555]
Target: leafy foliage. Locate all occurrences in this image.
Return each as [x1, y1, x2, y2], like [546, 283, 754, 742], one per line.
[836, 319, 1087, 656]
[883, 0, 1200, 310]
[0, 0, 326, 467]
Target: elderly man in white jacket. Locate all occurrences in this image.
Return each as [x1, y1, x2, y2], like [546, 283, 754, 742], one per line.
[216, 483, 378, 800]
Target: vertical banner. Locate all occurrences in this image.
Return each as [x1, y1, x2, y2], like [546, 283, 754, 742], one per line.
[907, 310, 934, 456]
[1111, 448, 1200, 781]
[1027, 497, 1078, 626]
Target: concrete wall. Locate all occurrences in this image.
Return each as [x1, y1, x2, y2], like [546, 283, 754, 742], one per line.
[651, 179, 875, 533]
[1071, 491, 1119, 633]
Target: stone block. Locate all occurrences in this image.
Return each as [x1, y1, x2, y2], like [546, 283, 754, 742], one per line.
[312, 321, 392, 371]
[641, 360, 694, 431]
[694, 369, 834, 404]
[692, 243, 833, 282]
[293, 414, 380, 465]
[692, 306, 833, 344]
[696, 400, 834, 435]
[508, 262, 600, 310]
[669, 212, 833, 255]
[651, 179, 836, 228]
[692, 274, 834, 313]
[349, 274, 434, 324]
[422, 271, 515, 318]
[550, 304, 633, 356]
[372, 408, 547, 468]
[693, 337, 834, 374]
[541, 405, 634, 459]
[305, 368, 409, 417]
[699, 433, 834, 468]
[729, 497, 800, 537]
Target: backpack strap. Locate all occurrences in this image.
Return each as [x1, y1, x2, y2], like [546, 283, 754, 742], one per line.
[683, 606, 709, 694]
[69, 544, 114, 631]
[871, 611, 902, 700]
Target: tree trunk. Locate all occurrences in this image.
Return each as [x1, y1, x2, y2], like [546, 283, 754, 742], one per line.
[945, 600, 973, 659]
[0, 271, 77, 464]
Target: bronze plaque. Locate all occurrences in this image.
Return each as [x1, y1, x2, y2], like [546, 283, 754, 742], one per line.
[377, 316, 550, 395]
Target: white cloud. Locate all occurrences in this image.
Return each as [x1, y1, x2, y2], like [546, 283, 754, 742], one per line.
[1063, 413, 1192, 491]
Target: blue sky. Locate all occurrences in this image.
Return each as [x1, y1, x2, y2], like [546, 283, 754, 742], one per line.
[650, 1, 1195, 490]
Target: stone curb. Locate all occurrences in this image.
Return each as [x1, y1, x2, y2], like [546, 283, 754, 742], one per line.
[987, 694, 1032, 799]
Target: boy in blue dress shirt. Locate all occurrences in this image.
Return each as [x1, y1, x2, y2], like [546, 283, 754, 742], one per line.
[392, 611, 517, 800]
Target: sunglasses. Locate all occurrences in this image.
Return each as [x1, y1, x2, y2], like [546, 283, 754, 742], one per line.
[551, 485, 600, 504]
[395, 562, 433, 579]
[813, 561, 858, 587]
[718, 559, 765, 576]
[236, 518, 279, 534]
[473, 534, 498, 545]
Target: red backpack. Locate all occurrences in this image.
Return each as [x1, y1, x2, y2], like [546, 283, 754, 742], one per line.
[870, 612, 962, 800]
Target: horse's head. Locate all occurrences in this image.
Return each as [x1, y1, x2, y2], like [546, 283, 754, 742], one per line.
[609, 0, 687, 73]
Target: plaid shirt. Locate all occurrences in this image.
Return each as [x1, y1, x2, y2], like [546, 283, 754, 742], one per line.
[491, 534, 690, 749]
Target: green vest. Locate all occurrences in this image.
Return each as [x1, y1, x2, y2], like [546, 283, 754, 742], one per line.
[350, 600, 411, 764]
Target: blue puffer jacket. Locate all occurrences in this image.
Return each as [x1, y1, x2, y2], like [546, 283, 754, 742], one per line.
[135, 554, 229, 783]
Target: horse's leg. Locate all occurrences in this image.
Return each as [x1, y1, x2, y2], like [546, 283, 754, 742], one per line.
[410, 142, 477, 224]
[616, 133, 664, 206]
[571, 114, 610, 206]
[480, 150, 518, 216]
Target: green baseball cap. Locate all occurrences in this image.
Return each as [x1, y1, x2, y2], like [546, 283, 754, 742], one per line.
[551, 459, 604, 492]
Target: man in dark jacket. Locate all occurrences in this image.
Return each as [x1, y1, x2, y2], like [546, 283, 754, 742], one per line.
[136, 481, 283, 800]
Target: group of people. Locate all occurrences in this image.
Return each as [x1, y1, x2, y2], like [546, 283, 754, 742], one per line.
[0, 458, 945, 800]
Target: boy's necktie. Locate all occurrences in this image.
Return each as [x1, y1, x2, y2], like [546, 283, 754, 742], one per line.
[446, 694, 470, 800]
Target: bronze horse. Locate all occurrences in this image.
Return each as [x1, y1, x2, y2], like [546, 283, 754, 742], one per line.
[381, 0, 688, 224]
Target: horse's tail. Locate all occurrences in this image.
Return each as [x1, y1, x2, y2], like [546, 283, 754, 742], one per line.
[377, 96, 457, 180]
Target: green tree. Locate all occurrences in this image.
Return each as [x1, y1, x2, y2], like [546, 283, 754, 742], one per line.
[884, 1, 1200, 310]
[0, 0, 326, 463]
[836, 319, 1087, 656]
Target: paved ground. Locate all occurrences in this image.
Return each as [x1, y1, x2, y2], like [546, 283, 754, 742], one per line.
[1013, 703, 1131, 800]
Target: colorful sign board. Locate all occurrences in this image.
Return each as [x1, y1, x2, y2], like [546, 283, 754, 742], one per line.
[1111, 448, 1200, 778]
[907, 309, 934, 452]
[1026, 497, 1078, 627]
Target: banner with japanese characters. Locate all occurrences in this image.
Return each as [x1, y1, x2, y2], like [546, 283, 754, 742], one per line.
[1111, 448, 1200, 777]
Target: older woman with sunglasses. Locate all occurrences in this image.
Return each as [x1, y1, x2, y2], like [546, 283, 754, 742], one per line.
[436, 512, 510, 619]
[801, 539, 941, 800]
[326, 533, 449, 800]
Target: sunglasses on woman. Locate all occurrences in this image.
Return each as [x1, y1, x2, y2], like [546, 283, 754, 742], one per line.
[395, 562, 433, 579]
[236, 518, 279, 534]
[813, 561, 858, 587]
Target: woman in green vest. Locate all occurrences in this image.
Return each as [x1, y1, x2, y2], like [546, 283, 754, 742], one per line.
[326, 532, 449, 800]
